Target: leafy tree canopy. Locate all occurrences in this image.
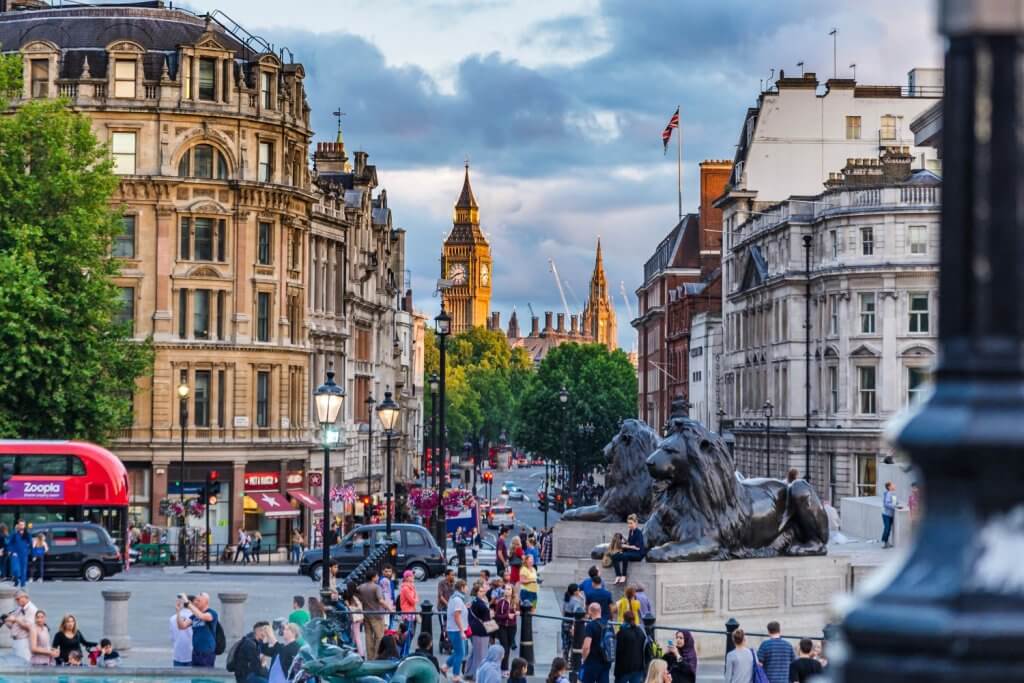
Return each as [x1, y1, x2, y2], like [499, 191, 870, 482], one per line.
[0, 54, 152, 442]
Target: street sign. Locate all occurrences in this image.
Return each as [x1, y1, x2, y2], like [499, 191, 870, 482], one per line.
[308, 472, 323, 487]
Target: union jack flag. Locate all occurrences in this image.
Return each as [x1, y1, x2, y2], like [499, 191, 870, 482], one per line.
[662, 107, 679, 154]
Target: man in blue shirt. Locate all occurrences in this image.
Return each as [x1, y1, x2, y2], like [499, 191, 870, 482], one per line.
[177, 592, 219, 667]
[7, 520, 29, 588]
[881, 481, 898, 549]
[584, 575, 613, 622]
[579, 565, 599, 596]
[755, 621, 795, 683]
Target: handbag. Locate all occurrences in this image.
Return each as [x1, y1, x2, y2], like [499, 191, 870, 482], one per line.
[510, 554, 523, 568]
[482, 619, 500, 634]
[750, 649, 769, 683]
[601, 552, 613, 568]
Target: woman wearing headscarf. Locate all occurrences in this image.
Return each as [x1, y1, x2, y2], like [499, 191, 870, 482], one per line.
[663, 629, 698, 683]
[475, 644, 505, 683]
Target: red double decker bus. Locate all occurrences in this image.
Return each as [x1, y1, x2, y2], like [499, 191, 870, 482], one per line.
[0, 441, 129, 545]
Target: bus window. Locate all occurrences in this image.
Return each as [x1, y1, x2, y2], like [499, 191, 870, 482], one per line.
[19, 455, 70, 476]
[70, 456, 85, 476]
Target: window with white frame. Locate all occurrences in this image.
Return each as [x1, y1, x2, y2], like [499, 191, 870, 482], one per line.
[113, 59, 136, 98]
[880, 114, 897, 141]
[116, 287, 135, 334]
[198, 57, 216, 101]
[829, 294, 839, 335]
[846, 115, 862, 140]
[861, 227, 874, 255]
[907, 366, 929, 406]
[828, 365, 839, 413]
[860, 292, 876, 334]
[830, 230, 838, 259]
[855, 453, 877, 496]
[111, 132, 136, 175]
[30, 59, 48, 98]
[113, 215, 136, 258]
[858, 365, 877, 414]
[908, 225, 928, 255]
[261, 71, 273, 110]
[258, 141, 273, 182]
[909, 293, 930, 333]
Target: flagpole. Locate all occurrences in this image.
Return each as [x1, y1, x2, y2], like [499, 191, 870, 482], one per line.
[676, 105, 683, 220]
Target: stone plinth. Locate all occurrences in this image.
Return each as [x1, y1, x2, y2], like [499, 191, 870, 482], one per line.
[101, 590, 132, 650]
[0, 588, 15, 648]
[217, 592, 248, 646]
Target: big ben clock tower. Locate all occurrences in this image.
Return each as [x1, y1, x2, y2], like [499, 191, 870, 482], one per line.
[442, 162, 492, 333]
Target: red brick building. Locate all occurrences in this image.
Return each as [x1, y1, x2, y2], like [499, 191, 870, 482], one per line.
[634, 161, 731, 428]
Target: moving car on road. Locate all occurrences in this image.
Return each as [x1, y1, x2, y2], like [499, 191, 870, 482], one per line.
[298, 523, 445, 583]
[505, 485, 525, 501]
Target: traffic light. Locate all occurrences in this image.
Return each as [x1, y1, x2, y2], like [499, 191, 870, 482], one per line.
[361, 494, 372, 507]
[0, 461, 12, 496]
[539, 499, 548, 512]
[205, 470, 220, 505]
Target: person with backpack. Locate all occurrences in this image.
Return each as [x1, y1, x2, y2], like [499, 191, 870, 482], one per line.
[614, 612, 646, 683]
[581, 603, 612, 683]
[176, 591, 223, 667]
[226, 621, 269, 683]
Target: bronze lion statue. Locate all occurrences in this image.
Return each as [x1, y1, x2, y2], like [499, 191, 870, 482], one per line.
[562, 418, 660, 522]
[643, 416, 829, 561]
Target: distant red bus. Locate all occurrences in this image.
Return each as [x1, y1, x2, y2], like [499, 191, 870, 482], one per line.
[0, 441, 129, 545]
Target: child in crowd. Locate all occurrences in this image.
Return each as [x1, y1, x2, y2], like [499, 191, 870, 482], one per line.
[509, 657, 528, 683]
[67, 650, 84, 666]
[546, 657, 570, 683]
[90, 639, 120, 667]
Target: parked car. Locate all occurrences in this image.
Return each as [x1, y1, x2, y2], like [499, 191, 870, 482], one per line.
[30, 522, 123, 582]
[298, 523, 445, 583]
[487, 505, 515, 529]
[446, 536, 497, 567]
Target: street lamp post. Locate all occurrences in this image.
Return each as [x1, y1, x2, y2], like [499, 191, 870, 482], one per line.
[434, 306, 451, 550]
[314, 364, 345, 593]
[558, 386, 568, 511]
[429, 374, 439, 489]
[376, 391, 400, 540]
[717, 408, 726, 433]
[802, 233, 813, 483]
[364, 395, 375, 523]
[577, 422, 594, 502]
[177, 380, 189, 568]
[763, 400, 773, 477]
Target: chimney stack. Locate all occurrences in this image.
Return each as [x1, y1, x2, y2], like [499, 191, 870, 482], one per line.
[531, 316, 540, 336]
[543, 311, 553, 334]
[354, 151, 368, 176]
[556, 313, 565, 333]
[313, 141, 350, 174]
[570, 315, 579, 335]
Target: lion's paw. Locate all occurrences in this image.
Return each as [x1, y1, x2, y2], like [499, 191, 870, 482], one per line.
[645, 545, 669, 562]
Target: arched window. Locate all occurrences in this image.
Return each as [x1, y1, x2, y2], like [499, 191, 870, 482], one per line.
[178, 144, 229, 180]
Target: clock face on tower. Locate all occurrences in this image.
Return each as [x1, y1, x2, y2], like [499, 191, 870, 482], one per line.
[449, 262, 467, 285]
[480, 263, 490, 286]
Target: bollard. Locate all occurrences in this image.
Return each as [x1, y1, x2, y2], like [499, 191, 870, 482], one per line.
[725, 617, 739, 663]
[0, 587, 16, 649]
[101, 591, 132, 651]
[642, 613, 656, 659]
[519, 599, 535, 675]
[218, 592, 248, 648]
[569, 607, 585, 683]
[420, 599, 434, 645]
[456, 542, 467, 580]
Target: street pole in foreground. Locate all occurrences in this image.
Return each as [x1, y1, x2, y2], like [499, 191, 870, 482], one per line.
[177, 380, 189, 568]
[377, 391, 400, 540]
[314, 365, 345, 593]
[434, 305, 451, 551]
[834, 5, 1024, 680]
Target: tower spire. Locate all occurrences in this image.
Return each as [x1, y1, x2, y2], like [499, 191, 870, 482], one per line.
[456, 159, 478, 209]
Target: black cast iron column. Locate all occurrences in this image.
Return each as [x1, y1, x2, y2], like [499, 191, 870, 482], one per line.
[803, 233, 813, 483]
[834, 3, 1024, 681]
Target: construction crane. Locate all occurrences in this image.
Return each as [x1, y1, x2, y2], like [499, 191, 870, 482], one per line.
[548, 259, 572, 319]
[527, 302, 536, 319]
[619, 281, 635, 320]
[563, 279, 583, 310]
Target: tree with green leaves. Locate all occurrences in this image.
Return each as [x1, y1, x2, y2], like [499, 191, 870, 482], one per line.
[0, 54, 152, 442]
[515, 342, 637, 489]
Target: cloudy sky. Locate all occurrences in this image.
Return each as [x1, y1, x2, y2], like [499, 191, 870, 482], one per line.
[200, 0, 941, 349]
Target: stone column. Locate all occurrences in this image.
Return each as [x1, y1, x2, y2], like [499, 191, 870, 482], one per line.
[0, 588, 16, 648]
[101, 591, 132, 650]
[217, 592, 248, 645]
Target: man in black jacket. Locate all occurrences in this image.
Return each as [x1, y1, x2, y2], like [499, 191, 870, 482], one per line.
[230, 621, 269, 683]
[614, 612, 647, 683]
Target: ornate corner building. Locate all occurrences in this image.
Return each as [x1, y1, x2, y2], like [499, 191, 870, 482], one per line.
[0, 3, 423, 548]
[441, 164, 492, 333]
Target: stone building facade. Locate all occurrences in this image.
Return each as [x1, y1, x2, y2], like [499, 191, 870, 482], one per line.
[721, 150, 939, 502]
[0, 4, 421, 547]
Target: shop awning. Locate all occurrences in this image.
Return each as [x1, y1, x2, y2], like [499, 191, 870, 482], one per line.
[288, 489, 324, 514]
[246, 492, 299, 518]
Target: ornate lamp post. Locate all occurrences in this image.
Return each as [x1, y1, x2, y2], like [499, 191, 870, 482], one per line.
[376, 391, 400, 540]
[428, 374, 439, 487]
[176, 380, 189, 567]
[313, 364, 345, 593]
[577, 422, 594, 502]
[364, 394, 375, 522]
[434, 306, 451, 550]
[557, 386, 568, 516]
[762, 400, 773, 477]
[834, 6, 1024, 680]
[802, 233, 813, 483]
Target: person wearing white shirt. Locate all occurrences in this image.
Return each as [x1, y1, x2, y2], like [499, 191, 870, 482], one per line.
[4, 590, 38, 662]
[170, 597, 193, 666]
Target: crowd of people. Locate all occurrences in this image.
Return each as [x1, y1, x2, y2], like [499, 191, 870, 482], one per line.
[0, 589, 121, 667]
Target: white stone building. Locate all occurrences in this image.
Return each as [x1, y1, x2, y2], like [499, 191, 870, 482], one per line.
[687, 311, 723, 431]
[715, 69, 942, 503]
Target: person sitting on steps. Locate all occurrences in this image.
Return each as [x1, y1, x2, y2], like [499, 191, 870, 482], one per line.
[611, 514, 645, 585]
